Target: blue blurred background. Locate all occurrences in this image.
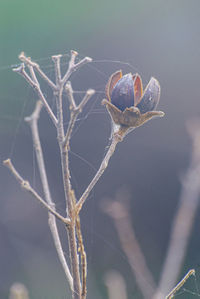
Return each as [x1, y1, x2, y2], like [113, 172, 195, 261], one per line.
[1, 0, 200, 298]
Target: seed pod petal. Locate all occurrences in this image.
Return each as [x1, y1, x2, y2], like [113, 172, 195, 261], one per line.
[132, 74, 143, 106]
[105, 70, 122, 102]
[111, 73, 135, 111]
[136, 77, 160, 114]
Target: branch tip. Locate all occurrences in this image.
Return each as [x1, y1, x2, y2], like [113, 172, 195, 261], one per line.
[19, 51, 25, 60]
[84, 56, 92, 63]
[12, 63, 24, 73]
[157, 111, 165, 117]
[86, 89, 95, 96]
[3, 158, 11, 166]
[71, 50, 78, 56]
[52, 54, 62, 60]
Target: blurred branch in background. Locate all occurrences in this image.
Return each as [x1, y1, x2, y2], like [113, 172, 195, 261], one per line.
[102, 187, 156, 299]
[153, 119, 200, 298]
[104, 270, 128, 299]
[9, 283, 29, 299]
[102, 119, 200, 299]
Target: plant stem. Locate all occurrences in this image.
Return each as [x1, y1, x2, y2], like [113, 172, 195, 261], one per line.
[25, 100, 73, 291]
[76, 133, 121, 214]
[3, 159, 69, 225]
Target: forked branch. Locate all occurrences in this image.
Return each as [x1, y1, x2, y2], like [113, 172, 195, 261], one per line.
[8, 50, 95, 299]
[13, 63, 58, 126]
[3, 159, 70, 225]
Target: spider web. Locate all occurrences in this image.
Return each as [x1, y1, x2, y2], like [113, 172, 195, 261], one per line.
[0, 51, 141, 176]
[0, 51, 140, 266]
[1, 51, 199, 299]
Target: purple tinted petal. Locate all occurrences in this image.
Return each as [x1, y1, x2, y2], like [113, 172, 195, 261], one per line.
[111, 74, 134, 111]
[137, 77, 160, 114]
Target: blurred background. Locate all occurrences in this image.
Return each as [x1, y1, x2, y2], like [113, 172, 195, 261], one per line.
[1, 0, 200, 298]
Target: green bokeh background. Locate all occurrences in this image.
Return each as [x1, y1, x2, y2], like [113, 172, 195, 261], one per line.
[1, 0, 200, 298]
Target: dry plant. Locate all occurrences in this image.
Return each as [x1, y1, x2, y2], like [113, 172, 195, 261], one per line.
[103, 120, 200, 299]
[3, 50, 165, 299]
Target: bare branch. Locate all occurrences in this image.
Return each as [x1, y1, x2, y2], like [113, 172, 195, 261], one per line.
[76, 133, 121, 214]
[13, 63, 58, 127]
[13, 64, 36, 87]
[77, 89, 95, 112]
[12, 50, 93, 299]
[65, 81, 77, 110]
[72, 56, 93, 73]
[63, 86, 95, 149]
[62, 50, 92, 85]
[76, 217, 87, 299]
[66, 218, 82, 299]
[52, 55, 62, 84]
[25, 100, 73, 290]
[26, 64, 38, 84]
[55, 88, 65, 143]
[102, 188, 156, 299]
[19, 52, 57, 90]
[153, 120, 200, 299]
[3, 159, 70, 225]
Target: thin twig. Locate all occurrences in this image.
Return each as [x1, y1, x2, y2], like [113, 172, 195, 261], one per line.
[62, 50, 92, 85]
[25, 100, 73, 291]
[165, 269, 195, 299]
[71, 190, 87, 299]
[76, 217, 87, 299]
[77, 89, 95, 112]
[102, 188, 156, 299]
[77, 231, 86, 299]
[27, 64, 38, 84]
[63, 86, 95, 149]
[76, 133, 121, 214]
[19, 52, 57, 90]
[55, 88, 65, 144]
[61, 79, 94, 299]
[13, 63, 36, 86]
[65, 210, 82, 299]
[65, 81, 77, 110]
[60, 154, 82, 299]
[3, 159, 70, 225]
[52, 53, 82, 299]
[52, 55, 62, 84]
[153, 120, 200, 299]
[13, 64, 58, 127]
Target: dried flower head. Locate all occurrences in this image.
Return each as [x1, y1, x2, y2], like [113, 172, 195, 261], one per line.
[102, 70, 164, 137]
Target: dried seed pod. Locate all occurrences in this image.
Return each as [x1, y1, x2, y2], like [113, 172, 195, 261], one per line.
[103, 70, 164, 138]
